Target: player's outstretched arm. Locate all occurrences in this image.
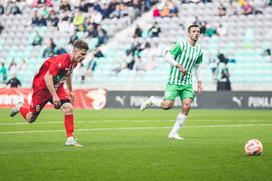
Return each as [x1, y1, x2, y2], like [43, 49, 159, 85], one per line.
[44, 71, 61, 108]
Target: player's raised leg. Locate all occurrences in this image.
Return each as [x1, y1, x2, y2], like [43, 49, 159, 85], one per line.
[10, 97, 39, 123]
[140, 96, 163, 111]
[10, 97, 24, 117]
[61, 102, 82, 147]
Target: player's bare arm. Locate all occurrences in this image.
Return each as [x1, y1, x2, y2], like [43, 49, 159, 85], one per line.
[44, 71, 61, 108]
[197, 80, 203, 94]
[66, 75, 74, 103]
[195, 65, 202, 94]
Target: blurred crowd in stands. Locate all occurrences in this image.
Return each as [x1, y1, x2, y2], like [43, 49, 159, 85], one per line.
[0, 0, 271, 89]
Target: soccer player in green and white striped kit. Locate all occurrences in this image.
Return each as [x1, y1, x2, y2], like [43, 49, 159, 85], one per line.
[140, 24, 203, 140]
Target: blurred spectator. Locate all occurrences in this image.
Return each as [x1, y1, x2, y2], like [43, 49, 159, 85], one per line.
[42, 38, 56, 58]
[93, 1, 102, 13]
[217, 50, 228, 64]
[8, 59, 17, 75]
[86, 47, 105, 76]
[32, 11, 47, 26]
[160, 4, 170, 17]
[134, 24, 142, 38]
[152, 5, 160, 17]
[138, 45, 158, 71]
[126, 36, 141, 57]
[242, 2, 253, 15]
[218, 3, 227, 17]
[110, 3, 129, 19]
[55, 46, 67, 55]
[193, 16, 202, 25]
[168, 1, 178, 17]
[200, 21, 207, 34]
[31, 31, 43, 46]
[0, 22, 4, 34]
[6, 1, 21, 15]
[88, 23, 98, 38]
[73, 11, 85, 31]
[208, 54, 218, 81]
[217, 50, 236, 64]
[0, 62, 7, 83]
[112, 55, 136, 73]
[96, 25, 108, 47]
[227, 2, 239, 16]
[69, 29, 79, 45]
[204, 23, 216, 37]
[32, 0, 53, 8]
[76, 63, 87, 84]
[48, 10, 59, 27]
[144, 0, 152, 11]
[58, 16, 74, 33]
[60, 0, 71, 12]
[101, 2, 112, 19]
[78, 0, 90, 12]
[263, 48, 272, 62]
[148, 22, 161, 38]
[18, 59, 27, 71]
[0, 4, 4, 15]
[217, 62, 231, 91]
[216, 23, 227, 36]
[6, 73, 21, 88]
[38, 5, 50, 20]
[126, 56, 136, 70]
[131, 0, 142, 18]
[90, 10, 103, 26]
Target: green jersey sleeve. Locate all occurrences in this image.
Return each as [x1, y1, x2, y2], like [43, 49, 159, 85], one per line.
[195, 52, 203, 65]
[169, 42, 182, 59]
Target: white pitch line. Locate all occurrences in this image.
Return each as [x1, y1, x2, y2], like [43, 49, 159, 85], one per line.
[0, 119, 270, 126]
[0, 124, 272, 134]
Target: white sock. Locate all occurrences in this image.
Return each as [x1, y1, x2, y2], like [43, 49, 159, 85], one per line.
[169, 113, 187, 136]
[150, 96, 163, 107]
[67, 136, 74, 141]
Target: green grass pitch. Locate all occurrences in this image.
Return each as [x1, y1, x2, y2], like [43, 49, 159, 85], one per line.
[0, 108, 271, 181]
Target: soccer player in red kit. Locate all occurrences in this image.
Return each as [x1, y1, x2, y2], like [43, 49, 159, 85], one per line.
[10, 40, 89, 147]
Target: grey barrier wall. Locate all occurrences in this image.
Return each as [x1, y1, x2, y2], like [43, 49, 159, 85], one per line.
[106, 91, 272, 109]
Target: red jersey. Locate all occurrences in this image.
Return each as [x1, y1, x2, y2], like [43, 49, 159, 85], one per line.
[33, 54, 78, 90]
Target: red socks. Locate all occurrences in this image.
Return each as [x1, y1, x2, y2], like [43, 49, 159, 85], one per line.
[19, 107, 29, 119]
[64, 115, 74, 137]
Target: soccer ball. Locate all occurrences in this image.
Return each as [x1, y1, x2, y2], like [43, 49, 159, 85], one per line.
[244, 139, 263, 156]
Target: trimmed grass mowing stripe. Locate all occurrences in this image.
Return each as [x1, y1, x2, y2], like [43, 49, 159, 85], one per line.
[0, 123, 272, 134]
[0, 119, 270, 125]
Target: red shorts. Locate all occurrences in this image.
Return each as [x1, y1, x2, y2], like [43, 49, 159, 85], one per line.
[30, 86, 70, 116]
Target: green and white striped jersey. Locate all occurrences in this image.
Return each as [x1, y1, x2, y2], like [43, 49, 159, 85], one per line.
[167, 39, 203, 85]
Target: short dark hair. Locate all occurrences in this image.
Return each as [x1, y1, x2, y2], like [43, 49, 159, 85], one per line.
[73, 40, 89, 51]
[188, 24, 200, 32]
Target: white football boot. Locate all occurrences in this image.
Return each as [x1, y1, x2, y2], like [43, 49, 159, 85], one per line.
[10, 97, 24, 117]
[140, 96, 154, 111]
[65, 137, 83, 147]
[168, 133, 184, 140]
